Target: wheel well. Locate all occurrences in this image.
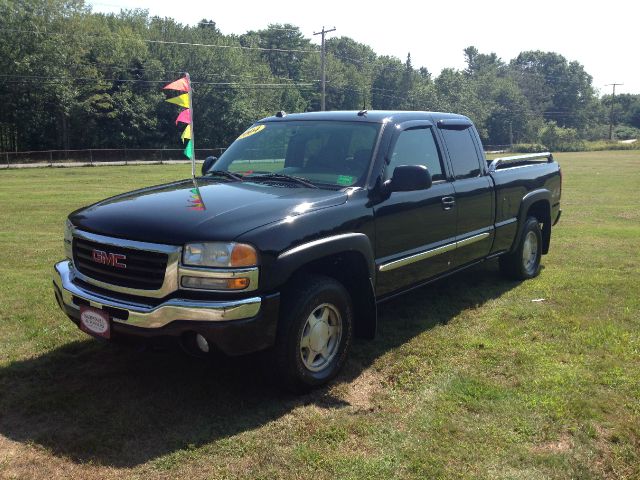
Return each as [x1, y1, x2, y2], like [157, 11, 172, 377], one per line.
[527, 200, 551, 254]
[289, 251, 376, 339]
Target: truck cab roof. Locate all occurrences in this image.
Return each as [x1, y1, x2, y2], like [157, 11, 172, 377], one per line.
[258, 110, 471, 124]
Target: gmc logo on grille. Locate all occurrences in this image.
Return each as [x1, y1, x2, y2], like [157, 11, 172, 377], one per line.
[91, 249, 127, 269]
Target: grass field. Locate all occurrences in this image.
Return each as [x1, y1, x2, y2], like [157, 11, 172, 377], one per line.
[0, 151, 639, 479]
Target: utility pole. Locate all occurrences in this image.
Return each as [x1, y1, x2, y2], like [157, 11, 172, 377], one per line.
[509, 121, 513, 149]
[605, 83, 623, 140]
[314, 26, 336, 111]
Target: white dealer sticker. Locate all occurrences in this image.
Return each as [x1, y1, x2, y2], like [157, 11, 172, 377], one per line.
[80, 306, 111, 339]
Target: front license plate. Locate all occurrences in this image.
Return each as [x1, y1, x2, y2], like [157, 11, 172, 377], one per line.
[79, 306, 111, 339]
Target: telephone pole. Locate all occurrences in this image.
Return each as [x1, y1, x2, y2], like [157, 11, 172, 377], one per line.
[314, 26, 336, 111]
[605, 83, 623, 140]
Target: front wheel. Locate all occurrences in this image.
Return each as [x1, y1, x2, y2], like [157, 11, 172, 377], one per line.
[274, 274, 353, 392]
[499, 216, 543, 280]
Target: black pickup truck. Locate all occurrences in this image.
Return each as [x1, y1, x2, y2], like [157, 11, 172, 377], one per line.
[53, 111, 561, 390]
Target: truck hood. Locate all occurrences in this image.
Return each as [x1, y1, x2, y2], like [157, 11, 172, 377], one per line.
[69, 178, 348, 245]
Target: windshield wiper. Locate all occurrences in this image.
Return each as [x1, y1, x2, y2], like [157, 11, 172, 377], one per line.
[248, 172, 319, 189]
[205, 170, 244, 181]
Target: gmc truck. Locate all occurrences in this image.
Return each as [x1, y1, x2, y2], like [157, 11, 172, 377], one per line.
[53, 111, 562, 391]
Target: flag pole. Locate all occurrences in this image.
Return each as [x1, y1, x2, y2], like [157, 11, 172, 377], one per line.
[185, 72, 195, 178]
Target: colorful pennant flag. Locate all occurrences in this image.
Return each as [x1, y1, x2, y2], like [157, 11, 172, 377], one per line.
[165, 93, 190, 108]
[184, 139, 194, 160]
[181, 124, 192, 143]
[175, 108, 191, 125]
[188, 187, 205, 210]
[164, 73, 197, 177]
[163, 77, 190, 92]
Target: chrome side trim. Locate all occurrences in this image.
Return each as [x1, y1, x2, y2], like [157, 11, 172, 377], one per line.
[54, 261, 261, 328]
[279, 233, 367, 259]
[457, 232, 491, 248]
[72, 229, 182, 299]
[378, 242, 456, 272]
[178, 266, 259, 292]
[495, 217, 517, 229]
[378, 232, 491, 272]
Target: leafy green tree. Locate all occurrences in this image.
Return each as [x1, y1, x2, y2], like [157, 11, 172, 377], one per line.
[509, 51, 598, 131]
[241, 24, 312, 80]
[371, 56, 404, 109]
[0, 0, 624, 152]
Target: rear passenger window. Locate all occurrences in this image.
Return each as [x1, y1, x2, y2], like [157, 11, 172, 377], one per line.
[386, 127, 444, 181]
[441, 128, 481, 179]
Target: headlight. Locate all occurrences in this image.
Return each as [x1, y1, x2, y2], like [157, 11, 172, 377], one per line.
[64, 219, 74, 259]
[182, 242, 258, 268]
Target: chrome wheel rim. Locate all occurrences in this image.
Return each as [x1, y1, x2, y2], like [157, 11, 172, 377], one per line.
[522, 231, 538, 272]
[299, 303, 342, 372]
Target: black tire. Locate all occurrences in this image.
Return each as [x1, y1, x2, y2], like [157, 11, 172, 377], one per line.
[499, 216, 543, 280]
[274, 274, 353, 392]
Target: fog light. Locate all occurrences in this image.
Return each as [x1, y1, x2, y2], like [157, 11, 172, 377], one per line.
[181, 276, 250, 290]
[195, 334, 209, 353]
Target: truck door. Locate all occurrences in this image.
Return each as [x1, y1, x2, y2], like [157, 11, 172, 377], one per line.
[374, 124, 457, 296]
[437, 122, 494, 267]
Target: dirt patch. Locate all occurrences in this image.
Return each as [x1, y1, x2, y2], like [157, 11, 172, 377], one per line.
[615, 211, 638, 220]
[531, 433, 573, 454]
[333, 366, 384, 412]
[0, 435, 120, 480]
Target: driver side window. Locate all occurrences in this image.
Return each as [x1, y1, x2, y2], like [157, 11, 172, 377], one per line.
[385, 127, 444, 181]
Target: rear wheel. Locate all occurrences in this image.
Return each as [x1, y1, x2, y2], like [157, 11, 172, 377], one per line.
[274, 274, 353, 392]
[500, 216, 542, 280]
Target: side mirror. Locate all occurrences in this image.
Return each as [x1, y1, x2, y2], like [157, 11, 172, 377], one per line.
[201, 156, 217, 176]
[383, 165, 432, 193]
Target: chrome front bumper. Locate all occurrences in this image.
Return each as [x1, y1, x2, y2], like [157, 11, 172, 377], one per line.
[53, 260, 262, 329]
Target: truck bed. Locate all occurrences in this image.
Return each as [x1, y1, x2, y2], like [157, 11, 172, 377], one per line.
[487, 152, 554, 171]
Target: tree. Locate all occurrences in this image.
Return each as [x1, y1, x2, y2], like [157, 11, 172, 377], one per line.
[0, 1, 619, 152]
[509, 51, 598, 131]
[241, 24, 312, 80]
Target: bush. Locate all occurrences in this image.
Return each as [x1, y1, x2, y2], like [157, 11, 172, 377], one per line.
[512, 140, 639, 153]
[583, 140, 640, 151]
[512, 143, 548, 153]
[613, 125, 640, 140]
[539, 122, 585, 151]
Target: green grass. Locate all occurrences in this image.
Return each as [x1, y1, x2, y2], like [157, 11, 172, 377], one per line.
[0, 151, 639, 479]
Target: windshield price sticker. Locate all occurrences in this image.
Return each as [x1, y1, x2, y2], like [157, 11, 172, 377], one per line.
[337, 175, 355, 186]
[237, 125, 266, 140]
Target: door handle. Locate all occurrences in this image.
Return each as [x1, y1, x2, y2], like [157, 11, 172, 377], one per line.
[441, 196, 456, 210]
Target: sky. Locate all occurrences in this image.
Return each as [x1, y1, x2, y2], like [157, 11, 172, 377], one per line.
[89, 0, 638, 95]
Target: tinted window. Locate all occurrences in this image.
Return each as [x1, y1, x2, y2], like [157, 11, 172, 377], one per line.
[386, 127, 444, 181]
[441, 128, 481, 179]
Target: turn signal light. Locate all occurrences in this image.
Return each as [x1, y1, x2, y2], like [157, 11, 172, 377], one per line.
[181, 276, 250, 290]
[230, 244, 258, 267]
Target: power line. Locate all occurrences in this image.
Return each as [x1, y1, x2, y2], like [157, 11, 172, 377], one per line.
[0, 28, 319, 54]
[28, 59, 319, 83]
[145, 39, 316, 54]
[0, 74, 316, 89]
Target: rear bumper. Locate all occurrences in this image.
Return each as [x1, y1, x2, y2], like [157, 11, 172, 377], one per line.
[53, 260, 279, 355]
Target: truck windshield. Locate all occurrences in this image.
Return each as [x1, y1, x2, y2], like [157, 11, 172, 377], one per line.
[211, 121, 380, 188]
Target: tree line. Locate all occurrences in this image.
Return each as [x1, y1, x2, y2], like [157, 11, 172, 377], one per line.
[1, 0, 639, 153]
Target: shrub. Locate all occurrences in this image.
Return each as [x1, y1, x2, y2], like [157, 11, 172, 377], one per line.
[613, 125, 640, 140]
[512, 143, 548, 153]
[539, 122, 585, 151]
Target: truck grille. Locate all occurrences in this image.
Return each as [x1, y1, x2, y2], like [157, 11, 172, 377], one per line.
[73, 238, 168, 290]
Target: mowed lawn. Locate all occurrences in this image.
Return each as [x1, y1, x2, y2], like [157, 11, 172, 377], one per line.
[0, 151, 638, 479]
